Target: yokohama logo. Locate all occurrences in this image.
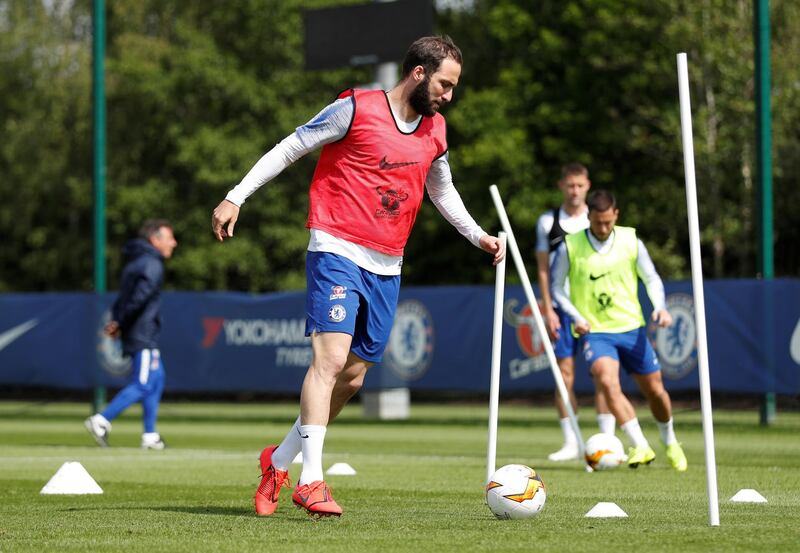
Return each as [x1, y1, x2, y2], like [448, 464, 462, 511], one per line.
[201, 317, 309, 348]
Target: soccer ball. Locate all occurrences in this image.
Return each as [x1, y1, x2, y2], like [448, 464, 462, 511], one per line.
[485, 464, 546, 519]
[584, 433, 627, 470]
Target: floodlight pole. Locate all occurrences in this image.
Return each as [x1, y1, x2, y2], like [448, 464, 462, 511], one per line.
[364, 58, 409, 419]
[755, 0, 775, 426]
[677, 53, 720, 527]
[92, 0, 107, 413]
[376, 62, 398, 92]
[374, 0, 399, 90]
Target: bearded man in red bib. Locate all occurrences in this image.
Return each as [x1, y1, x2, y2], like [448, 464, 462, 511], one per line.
[211, 36, 505, 518]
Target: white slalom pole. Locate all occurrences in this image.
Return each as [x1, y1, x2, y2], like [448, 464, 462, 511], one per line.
[677, 52, 720, 527]
[489, 185, 584, 459]
[486, 232, 507, 483]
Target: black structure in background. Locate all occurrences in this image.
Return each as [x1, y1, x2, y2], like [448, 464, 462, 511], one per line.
[304, 0, 433, 70]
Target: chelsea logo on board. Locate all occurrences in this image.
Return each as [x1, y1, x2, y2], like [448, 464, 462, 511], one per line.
[649, 293, 698, 380]
[97, 310, 132, 376]
[384, 300, 434, 381]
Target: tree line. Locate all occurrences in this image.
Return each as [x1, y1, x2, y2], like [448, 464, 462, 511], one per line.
[1, 0, 798, 293]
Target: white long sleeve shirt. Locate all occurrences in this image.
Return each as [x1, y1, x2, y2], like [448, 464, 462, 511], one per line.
[550, 229, 666, 326]
[534, 207, 590, 308]
[225, 95, 487, 275]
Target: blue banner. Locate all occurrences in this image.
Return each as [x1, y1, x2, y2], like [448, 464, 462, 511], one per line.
[1, 280, 798, 395]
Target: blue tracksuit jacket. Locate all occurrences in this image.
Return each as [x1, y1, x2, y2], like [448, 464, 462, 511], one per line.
[112, 239, 165, 355]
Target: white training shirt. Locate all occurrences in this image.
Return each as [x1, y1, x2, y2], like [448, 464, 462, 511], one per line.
[535, 208, 590, 257]
[550, 229, 666, 326]
[535, 207, 590, 306]
[225, 95, 487, 275]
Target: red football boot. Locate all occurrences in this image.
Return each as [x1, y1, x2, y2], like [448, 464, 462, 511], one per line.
[292, 480, 342, 518]
[254, 445, 291, 516]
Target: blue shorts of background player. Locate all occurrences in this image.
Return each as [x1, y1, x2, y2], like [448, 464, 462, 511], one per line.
[101, 348, 165, 433]
[580, 327, 660, 375]
[305, 252, 400, 363]
[553, 305, 579, 359]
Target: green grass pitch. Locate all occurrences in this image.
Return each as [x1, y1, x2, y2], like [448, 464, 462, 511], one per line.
[0, 401, 798, 552]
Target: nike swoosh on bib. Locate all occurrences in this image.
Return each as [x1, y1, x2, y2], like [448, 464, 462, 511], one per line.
[0, 319, 39, 352]
[379, 156, 419, 170]
[589, 272, 609, 281]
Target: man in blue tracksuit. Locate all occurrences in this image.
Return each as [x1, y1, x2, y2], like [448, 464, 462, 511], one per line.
[85, 219, 177, 449]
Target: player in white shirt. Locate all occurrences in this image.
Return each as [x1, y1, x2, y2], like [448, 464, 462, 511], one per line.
[534, 164, 614, 461]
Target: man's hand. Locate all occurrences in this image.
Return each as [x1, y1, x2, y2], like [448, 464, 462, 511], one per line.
[212, 200, 241, 242]
[574, 321, 591, 335]
[103, 321, 121, 338]
[479, 235, 506, 266]
[544, 306, 561, 340]
[652, 309, 673, 328]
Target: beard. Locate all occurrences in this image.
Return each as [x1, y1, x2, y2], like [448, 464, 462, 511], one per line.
[409, 74, 438, 117]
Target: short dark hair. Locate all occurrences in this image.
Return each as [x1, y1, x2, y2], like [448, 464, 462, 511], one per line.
[560, 163, 588, 180]
[587, 190, 616, 212]
[401, 35, 462, 78]
[139, 219, 172, 239]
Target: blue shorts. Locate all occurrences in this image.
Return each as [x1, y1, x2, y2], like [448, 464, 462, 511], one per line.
[580, 327, 660, 375]
[101, 348, 164, 430]
[131, 348, 164, 388]
[552, 306, 578, 359]
[305, 252, 400, 363]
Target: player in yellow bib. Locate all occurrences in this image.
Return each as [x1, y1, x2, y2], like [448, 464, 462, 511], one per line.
[535, 163, 614, 461]
[551, 190, 687, 471]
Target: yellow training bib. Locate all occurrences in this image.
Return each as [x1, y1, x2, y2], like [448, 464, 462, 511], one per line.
[565, 226, 645, 333]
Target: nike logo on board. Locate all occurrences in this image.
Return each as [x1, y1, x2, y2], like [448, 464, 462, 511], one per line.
[379, 156, 419, 170]
[589, 272, 609, 281]
[0, 319, 38, 352]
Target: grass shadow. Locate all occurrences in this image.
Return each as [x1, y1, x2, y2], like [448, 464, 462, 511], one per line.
[59, 504, 321, 523]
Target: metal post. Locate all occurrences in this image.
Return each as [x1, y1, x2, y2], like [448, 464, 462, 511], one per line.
[755, 0, 775, 425]
[92, 0, 107, 413]
[362, 57, 406, 419]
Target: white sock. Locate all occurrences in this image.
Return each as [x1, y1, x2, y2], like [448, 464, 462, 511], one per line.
[271, 416, 303, 471]
[142, 432, 160, 443]
[597, 413, 616, 436]
[93, 414, 111, 428]
[298, 424, 327, 486]
[621, 418, 649, 448]
[559, 417, 578, 447]
[656, 418, 678, 446]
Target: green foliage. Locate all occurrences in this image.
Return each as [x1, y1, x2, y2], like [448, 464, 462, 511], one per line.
[1, 0, 798, 291]
[770, 0, 800, 274]
[0, 0, 94, 291]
